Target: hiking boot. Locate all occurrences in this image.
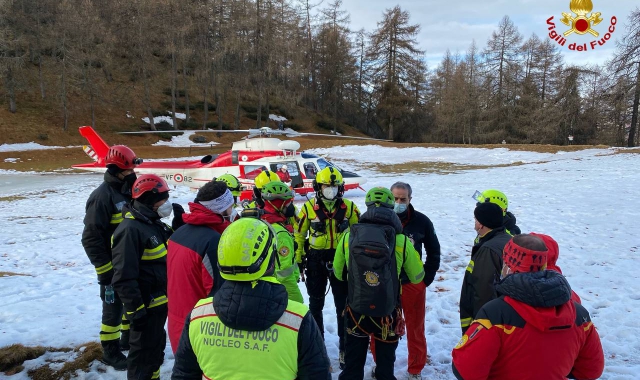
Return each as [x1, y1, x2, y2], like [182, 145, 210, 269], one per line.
[101, 341, 127, 371]
[339, 350, 345, 370]
[407, 373, 422, 380]
[119, 330, 130, 351]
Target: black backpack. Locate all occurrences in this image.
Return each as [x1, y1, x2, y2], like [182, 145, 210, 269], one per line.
[347, 223, 399, 318]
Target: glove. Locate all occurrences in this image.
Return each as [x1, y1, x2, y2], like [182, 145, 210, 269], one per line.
[97, 269, 114, 286]
[171, 203, 186, 231]
[128, 306, 148, 331]
[423, 270, 436, 287]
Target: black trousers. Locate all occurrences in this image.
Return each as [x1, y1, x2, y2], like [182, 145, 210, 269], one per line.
[100, 284, 129, 343]
[339, 309, 400, 380]
[127, 305, 167, 380]
[304, 249, 348, 351]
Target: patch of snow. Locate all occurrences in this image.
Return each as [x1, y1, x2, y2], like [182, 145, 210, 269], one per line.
[126, 111, 134, 119]
[152, 131, 219, 148]
[0, 142, 68, 153]
[169, 111, 187, 120]
[4, 158, 19, 163]
[269, 114, 287, 122]
[142, 115, 175, 126]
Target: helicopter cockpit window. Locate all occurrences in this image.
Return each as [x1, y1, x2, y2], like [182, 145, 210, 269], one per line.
[243, 165, 268, 180]
[316, 158, 343, 171]
[304, 163, 318, 178]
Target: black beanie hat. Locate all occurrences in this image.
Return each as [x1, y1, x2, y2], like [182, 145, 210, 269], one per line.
[138, 190, 169, 207]
[474, 202, 503, 229]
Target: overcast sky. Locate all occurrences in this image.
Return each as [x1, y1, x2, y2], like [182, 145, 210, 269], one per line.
[338, 0, 639, 69]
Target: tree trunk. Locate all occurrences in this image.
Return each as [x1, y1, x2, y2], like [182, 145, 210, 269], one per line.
[61, 46, 68, 130]
[182, 54, 190, 122]
[171, 50, 178, 130]
[36, 6, 46, 99]
[6, 67, 17, 113]
[235, 91, 241, 128]
[627, 62, 640, 147]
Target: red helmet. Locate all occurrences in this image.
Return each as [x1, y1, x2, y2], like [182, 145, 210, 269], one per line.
[105, 145, 141, 169]
[132, 174, 170, 199]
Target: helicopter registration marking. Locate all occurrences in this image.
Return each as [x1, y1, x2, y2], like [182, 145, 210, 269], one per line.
[163, 174, 193, 183]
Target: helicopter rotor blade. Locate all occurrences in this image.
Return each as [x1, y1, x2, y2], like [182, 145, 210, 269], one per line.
[118, 129, 254, 135]
[285, 132, 392, 142]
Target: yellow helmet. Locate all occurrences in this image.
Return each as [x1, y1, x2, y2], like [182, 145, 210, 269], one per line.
[254, 170, 280, 189]
[217, 218, 277, 281]
[481, 189, 508, 215]
[315, 166, 344, 186]
[216, 173, 243, 197]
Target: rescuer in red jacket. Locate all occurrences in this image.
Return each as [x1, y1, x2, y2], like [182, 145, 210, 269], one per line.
[166, 181, 234, 353]
[452, 234, 604, 380]
[530, 232, 582, 304]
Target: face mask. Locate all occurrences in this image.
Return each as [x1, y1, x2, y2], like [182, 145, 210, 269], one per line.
[394, 203, 408, 214]
[322, 186, 338, 200]
[123, 173, 137, 187]
[224, 208, 238, 222]
[157, 201, 173, 218]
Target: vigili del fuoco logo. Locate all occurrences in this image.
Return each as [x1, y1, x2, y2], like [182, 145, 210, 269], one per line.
[546, 0, 617, 52]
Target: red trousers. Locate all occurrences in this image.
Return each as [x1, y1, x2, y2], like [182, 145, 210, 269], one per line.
[371, 281, 427, 375]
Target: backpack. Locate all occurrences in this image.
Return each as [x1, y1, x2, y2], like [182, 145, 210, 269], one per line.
[347, 223, 399, 318]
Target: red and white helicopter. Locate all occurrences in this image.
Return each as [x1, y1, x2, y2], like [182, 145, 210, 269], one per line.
[73, 126, 387, 200]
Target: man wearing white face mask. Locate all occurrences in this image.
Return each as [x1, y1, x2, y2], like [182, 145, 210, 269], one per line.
[166, 181, 235, 354]
[111, 174, 173, 380]
[295, 166, 360, 371]
[378, 182, 441, 379]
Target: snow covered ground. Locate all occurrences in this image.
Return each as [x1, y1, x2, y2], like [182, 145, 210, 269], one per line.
[151, 131, 219, 148]
[0, 142, 79, 153]
[1, 146, 639, 379]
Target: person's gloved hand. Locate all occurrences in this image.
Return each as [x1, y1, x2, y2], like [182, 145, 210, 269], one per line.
[171, 203, 186, 230]
[97, 268, 113, 286]
[423, 270, 436, 287]
[128, 306, 148, 331]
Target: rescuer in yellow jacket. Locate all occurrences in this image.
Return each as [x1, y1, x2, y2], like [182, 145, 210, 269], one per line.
[171, 218, 330, 380]
[294, 166, 360, 369]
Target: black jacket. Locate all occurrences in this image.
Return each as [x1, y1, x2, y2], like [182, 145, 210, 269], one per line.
[459, 227, 511, 334]
[504, 211, 521, 235]
[397, 204, 441, 285]
[172, 279, 331, 380]
[81, 172, 131, 284]
[111, 201, 173, 313]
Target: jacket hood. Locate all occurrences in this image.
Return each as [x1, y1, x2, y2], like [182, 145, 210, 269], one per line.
[497, 271, 574, 331]
[360, 206, 403, 233]
[183, 202, 229, 233]
[213, 278, 288, 331]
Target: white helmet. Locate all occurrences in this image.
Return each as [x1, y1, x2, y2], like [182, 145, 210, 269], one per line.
[281, 164, 288, 171]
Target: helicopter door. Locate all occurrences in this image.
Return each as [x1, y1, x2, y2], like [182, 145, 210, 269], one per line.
[270, 162, 303, 188]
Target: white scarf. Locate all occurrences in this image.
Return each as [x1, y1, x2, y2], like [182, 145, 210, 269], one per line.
[199, 189, 234, 214]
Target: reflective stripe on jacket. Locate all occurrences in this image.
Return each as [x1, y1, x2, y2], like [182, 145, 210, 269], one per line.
[188, 296, 308, 380]
[294, 198, 359, 260]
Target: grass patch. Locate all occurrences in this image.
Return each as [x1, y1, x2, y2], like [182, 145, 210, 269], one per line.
[0, 342, 103, 379]
[0, 272, 31, 277]
[316, 119, 345, 134]
[26, 342, 102, 380]
[0, 344, 49, 373]
[0, 195, 27, 202]
[245, 112, 268, 121]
